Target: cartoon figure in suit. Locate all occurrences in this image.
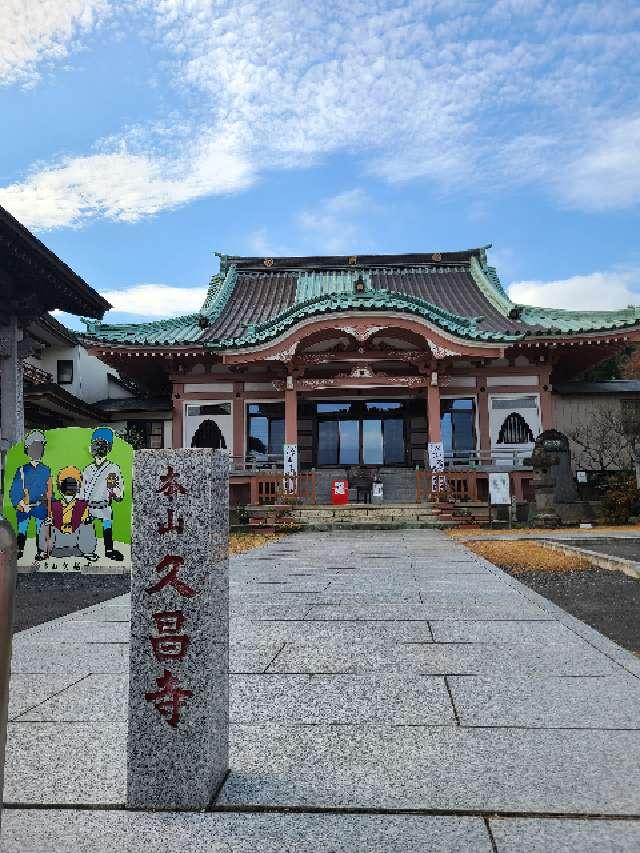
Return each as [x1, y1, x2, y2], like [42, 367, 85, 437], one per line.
[39, 466, 97, 560]
[9, 430, 52, 560]
[79, 427, 124, 561]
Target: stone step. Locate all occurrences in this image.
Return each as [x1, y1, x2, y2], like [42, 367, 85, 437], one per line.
[302, 520, 458, 531]
[292, 507, 438, 518]
[292, 511, 439, 522]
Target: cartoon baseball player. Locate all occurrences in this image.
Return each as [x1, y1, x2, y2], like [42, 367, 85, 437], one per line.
[39, 466, 98, 560]
[9, 430, 53, 561]
[79, 427, 124, 561]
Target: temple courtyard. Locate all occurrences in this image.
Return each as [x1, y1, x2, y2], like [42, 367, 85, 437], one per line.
[3, 530, 640, 851]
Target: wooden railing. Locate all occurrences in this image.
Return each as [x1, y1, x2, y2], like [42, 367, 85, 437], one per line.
[250, 472, 317, 505]
[417, 470, 534, 503]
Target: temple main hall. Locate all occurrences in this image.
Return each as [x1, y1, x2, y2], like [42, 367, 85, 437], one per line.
[85, 248, 640, 506]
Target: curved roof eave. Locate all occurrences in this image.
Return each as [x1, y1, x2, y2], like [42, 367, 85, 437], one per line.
[203, 291, 525, 350]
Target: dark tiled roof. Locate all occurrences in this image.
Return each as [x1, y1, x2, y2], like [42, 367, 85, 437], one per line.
[370, 269, 528, 335]
[228, 249, 484, 271]
[0, 204, 110, 319]
[83, 249, 640, 348]
[201, 272, 297, 342]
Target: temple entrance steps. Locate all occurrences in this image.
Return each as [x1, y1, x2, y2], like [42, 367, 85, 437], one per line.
[290, 503, 459, 530]
[312, 467, 418, 504]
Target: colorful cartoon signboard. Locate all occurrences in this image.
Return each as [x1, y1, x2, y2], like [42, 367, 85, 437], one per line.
[2, 427, 133, 571]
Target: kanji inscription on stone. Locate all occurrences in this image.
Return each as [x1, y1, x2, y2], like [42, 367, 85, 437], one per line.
[144, 669, 193, 727]
[145, 555, 197, 597]
[157, 464, 187, 499]
[128, 448, 229, 810]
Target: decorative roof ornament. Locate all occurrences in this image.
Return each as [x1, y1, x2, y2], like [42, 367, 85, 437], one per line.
[263, 258, 274, 268]
[214, 252, 230, 276]
[428, 341, 463, 360]
[348, 256, 358, 266]
[431, 252, 442, 262]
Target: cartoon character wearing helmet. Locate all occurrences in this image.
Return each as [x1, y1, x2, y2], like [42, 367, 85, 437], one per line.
[9, 430, 53, 561]
[38, 466, 98, 560]
[79, 427, 124, 561]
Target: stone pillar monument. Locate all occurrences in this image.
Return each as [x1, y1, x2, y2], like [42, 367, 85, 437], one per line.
[531, 429, 577, 528]
[127, 448, 229, 809]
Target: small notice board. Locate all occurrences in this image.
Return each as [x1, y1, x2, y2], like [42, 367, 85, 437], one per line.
[488, 472, 511, 506]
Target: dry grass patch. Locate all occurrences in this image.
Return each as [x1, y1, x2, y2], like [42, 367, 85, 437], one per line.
[466, 540, 595, 574]
[229, 531, 286, 555]
[448, 524, 640, 539]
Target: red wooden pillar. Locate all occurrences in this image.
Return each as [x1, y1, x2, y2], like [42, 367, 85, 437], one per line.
[171, 382, 184, 449]
[427, 380, 441, 443]
[476, 377, 490, 456]
[232, 382, 245, 462]
[284, 383, 298, 445]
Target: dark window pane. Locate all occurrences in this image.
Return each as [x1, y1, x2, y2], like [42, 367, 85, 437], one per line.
[441, 413, 453, 455]
[269, 418, 285, 455]
[248, 416, 268, 455]
[453, 412, 474, 452]
[365, 401, 402, 411]
[362, 419, 383, 464]
[339, 420, 359, 465]
[317, 402, 351, 413]
[451, 398, 473, 411]
[186, 403, 231, 416]
[248, 402, 284, 417]
[440, 398, 476, 455]
[57, 359, 73, 384]
[383, 419, 404, 463]
[318, 421, 339, 465]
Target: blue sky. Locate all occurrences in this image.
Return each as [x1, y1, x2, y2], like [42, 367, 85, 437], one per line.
[1, 0, 640, 328]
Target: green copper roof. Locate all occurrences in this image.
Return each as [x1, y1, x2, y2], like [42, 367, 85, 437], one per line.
[83, 250, 640, 349]
[295, 270, 372, 302]
[210, 288, 520, 349]
[517, 305, 640, 335]
[82, 312, 203, 345]
[83, 264, 238, 345]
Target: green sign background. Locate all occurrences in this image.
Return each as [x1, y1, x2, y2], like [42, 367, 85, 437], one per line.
[2, 427, 133, 544]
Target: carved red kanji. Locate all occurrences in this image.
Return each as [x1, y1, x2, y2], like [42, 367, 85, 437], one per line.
[145, 556, 196, 598]
[144, 669, 193, 728]
[158, 507, 184, 535]
[157, 465, 187, 500]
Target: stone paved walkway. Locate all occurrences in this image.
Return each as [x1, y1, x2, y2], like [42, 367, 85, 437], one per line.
[3, 530, 640, 851]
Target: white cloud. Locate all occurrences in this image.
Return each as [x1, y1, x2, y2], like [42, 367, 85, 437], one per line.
[508, 269, 640, 310]
[0, 132, 254, 229]
[298, 189, 370, 253]
[558, 115, 640, 211]
[100, 283, 207, 317]
[0, 0, 110, 87]
[247, 228, 298, 258]
[3, 0, 640, 226]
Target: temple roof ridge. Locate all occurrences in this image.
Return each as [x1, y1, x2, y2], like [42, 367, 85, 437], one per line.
[81, 245, 640, 348]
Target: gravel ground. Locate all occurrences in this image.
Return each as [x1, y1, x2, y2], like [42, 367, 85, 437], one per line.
[12, 574, 131, 633]
[506, 567, 640, 655]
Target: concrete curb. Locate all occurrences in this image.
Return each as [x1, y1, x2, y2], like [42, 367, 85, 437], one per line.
[458, 535, 640, 580]
[537, 540, 640, 580]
